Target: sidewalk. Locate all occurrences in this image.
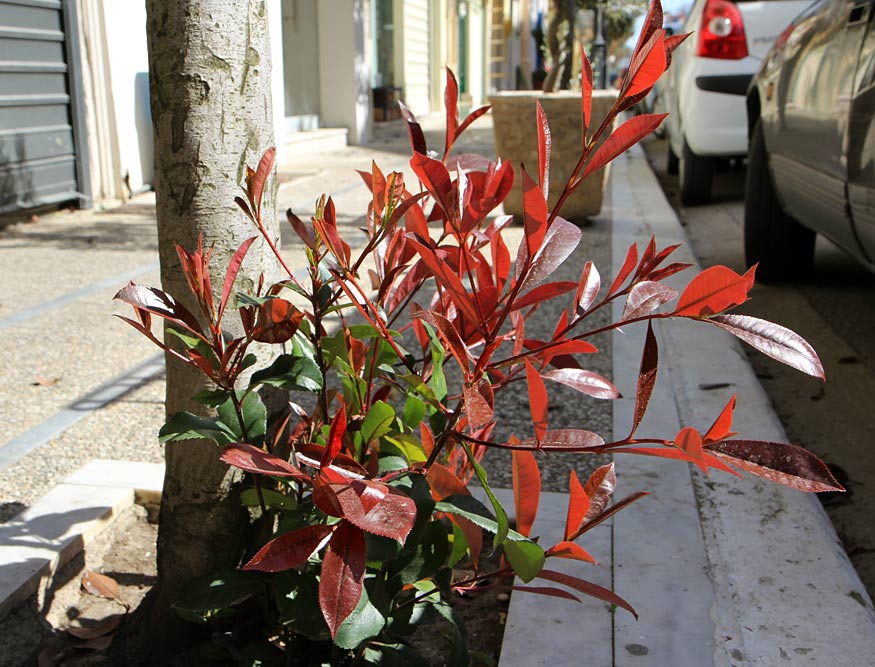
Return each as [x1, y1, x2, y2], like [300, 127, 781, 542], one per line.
[0, 116, 873, 665]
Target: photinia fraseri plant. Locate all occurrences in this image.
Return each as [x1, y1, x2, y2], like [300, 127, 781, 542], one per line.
[115, 2, 840, 664]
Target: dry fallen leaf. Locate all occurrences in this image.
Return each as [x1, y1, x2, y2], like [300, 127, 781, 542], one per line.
[32, 376, 61, 387]
[66, 614, 123, 640]
[81, 571, 120, 600]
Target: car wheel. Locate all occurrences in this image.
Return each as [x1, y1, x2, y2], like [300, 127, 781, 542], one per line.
[667, 141, 679, 175]
[679, 140, 713, 206]
[744, 119, 815, 281]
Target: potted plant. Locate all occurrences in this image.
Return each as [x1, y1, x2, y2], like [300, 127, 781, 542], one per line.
[114, 4, 840, 664]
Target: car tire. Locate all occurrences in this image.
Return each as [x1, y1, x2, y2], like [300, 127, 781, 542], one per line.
[667, 141, 679, 175]
[679, 139, 713, 206]
[744, 119, 815, 281]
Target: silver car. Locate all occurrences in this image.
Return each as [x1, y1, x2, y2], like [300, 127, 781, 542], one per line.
[745, 0, 875, 280]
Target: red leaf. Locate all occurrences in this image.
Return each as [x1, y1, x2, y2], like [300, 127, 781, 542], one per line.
[568, 491, 650, 539]
[513, 429, 605, 451]
[574, 261, 601, 315]
[444, 68, 460, 157]
[536, 100, 551, 200]
[608, 243, 639, 295]
[624, 29, 666, 99]
[219, 237, 257, 324]
[710, 440, 843, 492]
[464, 378, 495, 429]
[242, 524, 333, 572]
[542, 368, 620, 400]
[517, 216, 582, 292]
[583, 114, 668, 180]
[610, 446, 741, 476]
[630, 321, 658, 436]
[416, 309, 470, 373]
[321, 407, 348, 469]
[674, 265, 756, 317]
[703, 394, 736, 444]
[410, 153, 454, 218]
[398, 101, 427, 155]
[511, 281, 577, 312]
[451, 515, 484, 568]
[565, 470, 589, 541]
[537, 569, 637, 618]
[114, 283, 203, 335]
[512, 450, 541, 538]
[647, 261, 694, 282]
[674, 427, 708, 473]
[525, 359, 549, 442]
[406, 238, 480, 323]
[582, 463, 616, 523]
[581, 47, 593, 138]
[630, 0, 664, 61]
[457, 104, 491, 137]
[707, 314, 825, 379]
[250, 147, 276, 214]
[521, 166, 548, 258]
[546, 541, 597, 564]
[511, 586, 581, 602]
[664, 32, 692, 67]
[252, 298, 305, 344]
[320, 521, 366, 638]
[296, 443, 370, 479]
[427, 463, 470, 501]
[333, 479, 418, 542]
[286, 208, 315, 249]
[620, 280, 678, 322]
[221, 443, 310, 481]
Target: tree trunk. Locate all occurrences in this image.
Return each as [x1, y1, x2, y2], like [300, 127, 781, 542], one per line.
[142, 0, 279, 660]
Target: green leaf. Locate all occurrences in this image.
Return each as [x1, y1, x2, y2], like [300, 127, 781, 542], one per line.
[166, 327, 217, 370]
[334, 586, 386, 650]
[191, 389, 232, 407]
[448, 521, 468, 568]
[378, 455, 409, 475]
[249, 354, 323, 392]
[173, 569, 264, 621]
[503, 539, 545, 583]
[398, 520, 451, 584]
[159, 411, 236, 445]
[431, 602, 471, 667]
[363, 644, 426, 666]
[402, 395, 426, 431]
[384, 434, 427, 463]
[272, 570, 327, 639]
[425, 325, 448, 403]
[218, 392, 267, 444]
[460, 442, 508, 548]
[434, 496, 531, 544]
[240, 487, 297, 510]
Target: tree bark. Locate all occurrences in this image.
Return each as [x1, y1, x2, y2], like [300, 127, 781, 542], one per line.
[142, 0, 279, 660]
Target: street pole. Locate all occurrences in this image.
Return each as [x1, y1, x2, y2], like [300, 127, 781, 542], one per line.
[591, 0, 607, 88]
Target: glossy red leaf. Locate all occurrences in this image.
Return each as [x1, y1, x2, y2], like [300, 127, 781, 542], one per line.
[452, 514, 484, 568]
[710, 440, 843, 492]
[221, 443, 310, 481]
[575, 261, 601, 315]
[536, 100, 551, 200]
[521, 166, 548, 258]
[703, 394, 737, 444]
[416, 309, 470, 373]
[537, 569, 637, 619]
[624, 29, 666, 100]
[444, 68, 460, 157]
[675, 265, 757, 317]
[464, 378, 495, 429]
[565, 470, 589, 541]
[630, 321, 658, 436]
[525, 359, 549, 443]
[296, 442, 369, 479]
[568, 491, 650, 539]
[457, 104, 492, 137]
[406, 237, 480, 323]
[427, 463, 470, 501]
[242, 524, 333, 572]
[491, 232, 512, 292]
[218, 237, 257, 323]
[514, 429, 605, 451]
[664, 32, 692, 67]
[320, 407, 348, 469]
[252, 298, 305, 344]
[517, 216, 581, 292]
[250, 147, 275, 215]
[546, 540, 597, 564]
[707, 314, 825, 379]
[114, 283, 203, 335]
[286, 208, 315, 249]
[620, 280, 678, 322]
[320, 521, 366, 638]
[647, 261, 694, 282]
[410, 152, 454, 218]
[608, 243, 639, 295]
[630, 0, 664, 60]
[583, 463, 616, 523]
[512, 450, 541, 538]
[582, 114, 668, 180]
[512, 281, 577, 312]
[332, 479, 418, 542]
[398, 101, 427, 155]
[675, 427, 708, 473]
[512, 586, 581, 602]
[542, 368, 620, 400]
[581, 47, 593, 139]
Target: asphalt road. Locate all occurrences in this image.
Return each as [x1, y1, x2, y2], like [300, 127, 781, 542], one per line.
[641, 134, 875, 598]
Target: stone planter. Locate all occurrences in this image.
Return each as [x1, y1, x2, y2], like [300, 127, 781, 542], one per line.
[489, 90, 619, 222]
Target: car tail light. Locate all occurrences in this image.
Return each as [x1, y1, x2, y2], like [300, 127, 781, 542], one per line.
[697, 0, 748, 59]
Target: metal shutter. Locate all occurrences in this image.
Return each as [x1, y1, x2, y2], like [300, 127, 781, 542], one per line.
[0, 0, 89, 214]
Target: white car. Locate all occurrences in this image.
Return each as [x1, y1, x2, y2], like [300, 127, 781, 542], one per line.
[663, 0, 812, 205]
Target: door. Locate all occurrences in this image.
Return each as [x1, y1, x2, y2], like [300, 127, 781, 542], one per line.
[0, 0, 89, 214]
[847, 1, 875, 262]
[282, 0, 321, 133]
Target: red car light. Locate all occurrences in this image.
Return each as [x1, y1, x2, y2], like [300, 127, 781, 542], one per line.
[698, 0, 749, 59]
